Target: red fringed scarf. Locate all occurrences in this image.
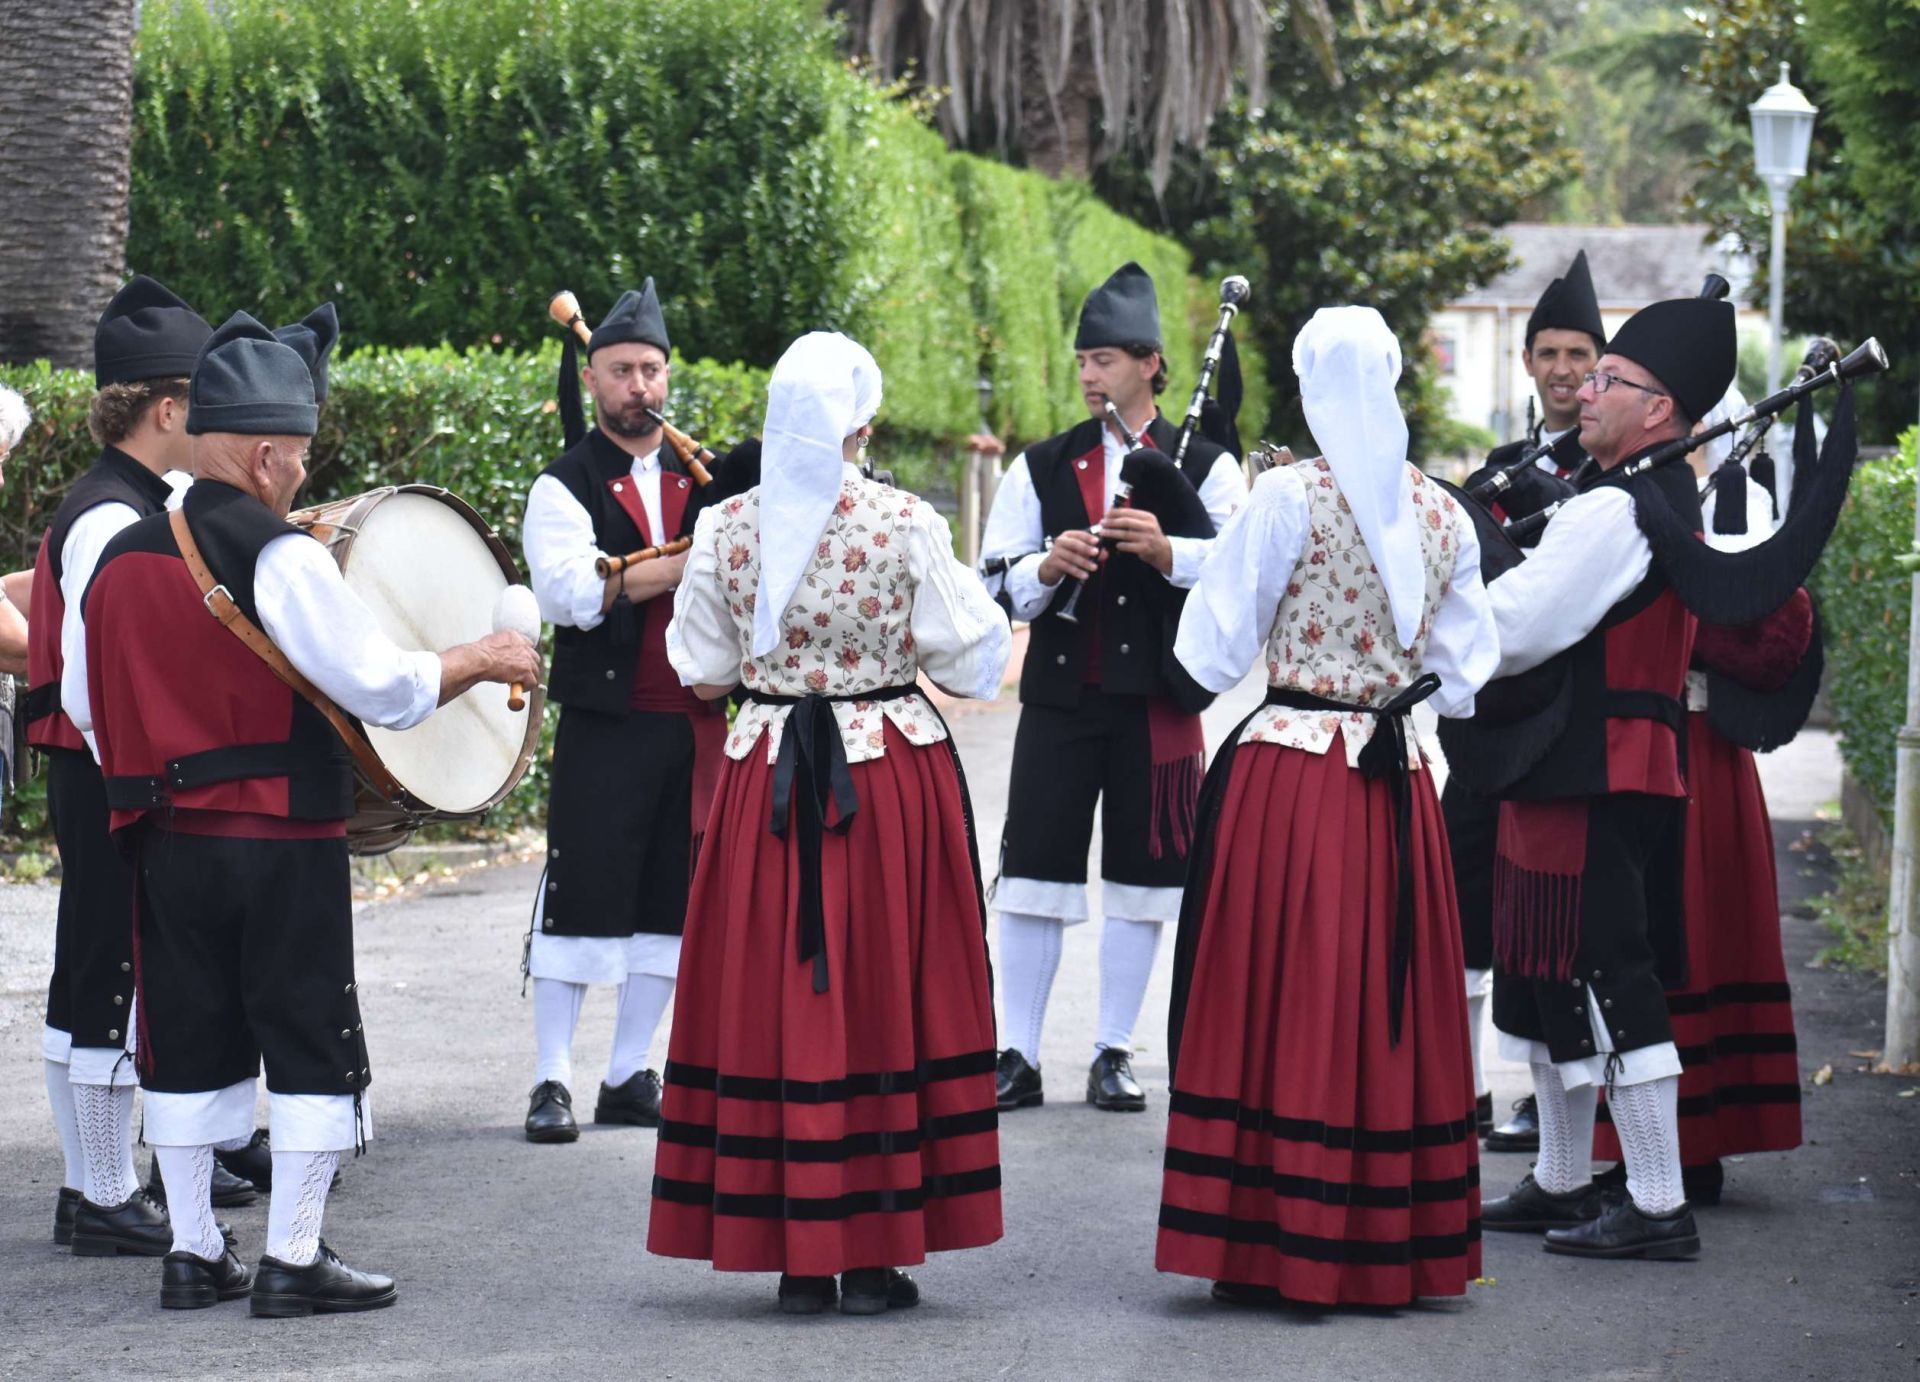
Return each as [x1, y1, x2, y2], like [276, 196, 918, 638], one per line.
[1492, 798, 1589, 981]
[1146, 698, 1205, 860]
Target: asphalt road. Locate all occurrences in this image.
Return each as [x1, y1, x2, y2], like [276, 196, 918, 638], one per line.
[0, 684, 1913, 1380]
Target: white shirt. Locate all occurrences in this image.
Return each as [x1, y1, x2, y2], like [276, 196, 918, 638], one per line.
[979, 427, 1246, 620]
[522, 445, 665, 631]
[1485, 485, 1651, 678]
[65, 519, 443, 750]
[1175, 463, 1497, 722]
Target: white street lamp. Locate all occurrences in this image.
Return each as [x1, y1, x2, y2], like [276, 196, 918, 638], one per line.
[1749, 62, 1818, 397]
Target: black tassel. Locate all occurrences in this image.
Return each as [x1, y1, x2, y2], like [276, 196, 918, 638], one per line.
[557, 333, 586, 449]
[1750, 446, 1779, 521]
[1711, 459, 1749, 535]
[1633, 381, 1859, 627]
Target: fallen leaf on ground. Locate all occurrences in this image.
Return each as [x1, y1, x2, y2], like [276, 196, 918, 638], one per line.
[1812, 1064, 1834, 1086]
[1850, 1049, 1884, 1060]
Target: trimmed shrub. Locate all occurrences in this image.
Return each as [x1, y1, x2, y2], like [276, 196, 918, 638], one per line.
[1813, 426, 1920, 826]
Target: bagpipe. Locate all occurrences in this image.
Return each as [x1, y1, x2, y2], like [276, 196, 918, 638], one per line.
[545, 290, 762, 576]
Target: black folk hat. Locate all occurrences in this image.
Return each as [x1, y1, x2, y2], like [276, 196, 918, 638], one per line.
[187, 308, 338, 438]
[273, 303, 341, 407]
[94, 275, 212, 388]
[1075, 262, 1162, 352]
[1525, 249, 1606, 351]
[1605, 297, 1738, 423]
[589, 278, 670, 357]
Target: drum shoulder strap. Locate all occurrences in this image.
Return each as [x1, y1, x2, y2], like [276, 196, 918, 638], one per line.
[168, 508, 404, 800]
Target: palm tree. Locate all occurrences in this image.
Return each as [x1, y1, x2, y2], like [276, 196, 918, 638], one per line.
[837, 0, 1338, 192]
[0, 0, 137, 367]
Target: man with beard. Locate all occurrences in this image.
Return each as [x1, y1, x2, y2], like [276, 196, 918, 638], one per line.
[1447, 250, 1603, 1152]
[518, 281, 727, 1142]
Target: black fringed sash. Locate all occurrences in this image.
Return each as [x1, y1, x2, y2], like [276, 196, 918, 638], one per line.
[746, 682, 923, 994]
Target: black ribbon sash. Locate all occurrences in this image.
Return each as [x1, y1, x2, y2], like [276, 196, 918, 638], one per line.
[1167, 672, 1441, 1072]
[745, 682, 922, 993]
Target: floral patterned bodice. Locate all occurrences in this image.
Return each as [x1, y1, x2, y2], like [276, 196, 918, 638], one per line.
[709, 473, 944, 763]
[1241, 457, 1462, 767]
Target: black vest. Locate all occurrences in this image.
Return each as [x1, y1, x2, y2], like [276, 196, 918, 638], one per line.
[1014, 415, 1224, 712]
[540, 429, 691, 715]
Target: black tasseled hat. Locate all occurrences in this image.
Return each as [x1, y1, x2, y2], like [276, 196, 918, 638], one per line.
[94, 275, 212, 388]
[273, 302, 340, 407]
[187, 310, 336, 437]
[1524, 249, 1606, 350]
[1075, 262, 1162, 351]
[588, 278, 670, 357]
[1605, 298, 1738, 423]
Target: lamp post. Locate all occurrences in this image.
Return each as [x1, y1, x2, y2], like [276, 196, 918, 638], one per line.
[1748, 63, 1818, 397]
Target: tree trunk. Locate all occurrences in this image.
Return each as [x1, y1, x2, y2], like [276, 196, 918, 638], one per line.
[0, 0, 137, 368]
[1017, 6, 1098, 181]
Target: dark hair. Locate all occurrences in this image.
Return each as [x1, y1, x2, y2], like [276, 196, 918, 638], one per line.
[88, 377, 190, 446]
[1123, 343, 1168, 396]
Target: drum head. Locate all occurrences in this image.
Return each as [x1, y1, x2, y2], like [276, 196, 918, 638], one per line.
[337, 492, 526, 814]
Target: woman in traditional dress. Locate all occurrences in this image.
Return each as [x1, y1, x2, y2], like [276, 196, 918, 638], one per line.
[1156, 306, 1498, 1307]
[651, 331, 1011, 1316]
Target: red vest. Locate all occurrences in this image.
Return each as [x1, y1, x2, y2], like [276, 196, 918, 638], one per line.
[85, 483, 355, 836]
[1597, 586, 1696, 796]
[603, 469, 707, 715]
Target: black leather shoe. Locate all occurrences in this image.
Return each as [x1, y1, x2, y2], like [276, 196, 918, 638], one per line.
[777, 1273, 837, 1315]
[161, 1247, 254, 1309]
[1684, 1160, 1724, 1207]
[1086, 1048, 1147, 1112]
[525, 1081, 580, 1143]
[1482, 1173, 1613, 1233]
[840, 1267, 919, 1315]
[250, 1241, 397, 1317]
[1484, 1094, 1540, 1152]
[71, 1188, 173, 1257]
[594, 1070, 662, 1127]
[147, 1156, 259, 1209]
[53, 1187, 81, 1246]
[1211, 1279, 1285, 1306]
[995, 1049, 1043, 1111]
[1544, 1196, 1700, 1260]
[1475, 1092, 1494, 1138]
[216, 1130, 274, 1189]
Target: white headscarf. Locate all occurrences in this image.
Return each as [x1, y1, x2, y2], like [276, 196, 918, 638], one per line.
[1293, 306, 1425, 649]
[751, 331, 884, 658]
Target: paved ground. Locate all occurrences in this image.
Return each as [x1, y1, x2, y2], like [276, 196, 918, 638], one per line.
[0, 680, 1914, 1381]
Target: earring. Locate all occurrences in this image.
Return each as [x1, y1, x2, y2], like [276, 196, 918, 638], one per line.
[857, 434, 869, 450]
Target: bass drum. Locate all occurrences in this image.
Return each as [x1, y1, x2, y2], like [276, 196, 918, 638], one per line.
[291, 485, 544, 854]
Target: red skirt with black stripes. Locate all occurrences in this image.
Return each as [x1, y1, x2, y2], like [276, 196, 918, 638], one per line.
[1156, 737, 1481, 1305]
[646, 719, 1003, 1275]
[1595, 714, 1803, 1164]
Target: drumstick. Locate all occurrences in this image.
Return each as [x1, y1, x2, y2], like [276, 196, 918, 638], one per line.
[595, 535, 692, 579]
[492, 584, 542, 711]
[547, 290, 714, 486]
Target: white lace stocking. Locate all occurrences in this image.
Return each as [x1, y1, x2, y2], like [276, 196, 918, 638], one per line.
[266, 1150, 340, 1266]
[998, 912, 1064, 1065]
[155, 1144, 223, 1259]
[44, 1060, 85, 1191]
[1608, 1075, 1685, 1215]
[72, 1083, 138, 1207]
[1529, 1061, 1596, 1195]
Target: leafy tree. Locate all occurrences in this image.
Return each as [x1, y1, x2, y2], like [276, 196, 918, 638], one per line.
[1096, 0, 1565, 458]
[1686, 0, 1919, 442]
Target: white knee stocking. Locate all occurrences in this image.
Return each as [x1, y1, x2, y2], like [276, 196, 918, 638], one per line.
[1095, 917, 1164, 1056]
[997, 913, 1064, 1066]
[266, 1150, 341, 1266]
[1529, 1062, 1596, 1195]
[44, 1059, 85, 1192]
[155, 1145, 223, 1259]
[1609, 1075, 1685, 1215]
[607, 974, 674, 1087]
[532, 978, 586, 1086]
[72, 1083, 138, 1207]
[1465, 969, 1491, 1098]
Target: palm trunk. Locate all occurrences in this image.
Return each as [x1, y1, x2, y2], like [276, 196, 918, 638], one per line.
[0, 0, 137, 367]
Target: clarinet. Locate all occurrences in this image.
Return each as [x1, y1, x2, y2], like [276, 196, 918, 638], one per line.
[1055, 401, 1142, 625]
[1173, 275, 1250, 466]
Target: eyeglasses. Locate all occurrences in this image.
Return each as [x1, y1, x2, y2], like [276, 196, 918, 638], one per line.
[1582, 371, 1668, 400]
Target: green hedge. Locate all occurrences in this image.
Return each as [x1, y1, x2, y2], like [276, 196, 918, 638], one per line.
[1813, 426, 1920, 825]
[127, 0, 1259, 450]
